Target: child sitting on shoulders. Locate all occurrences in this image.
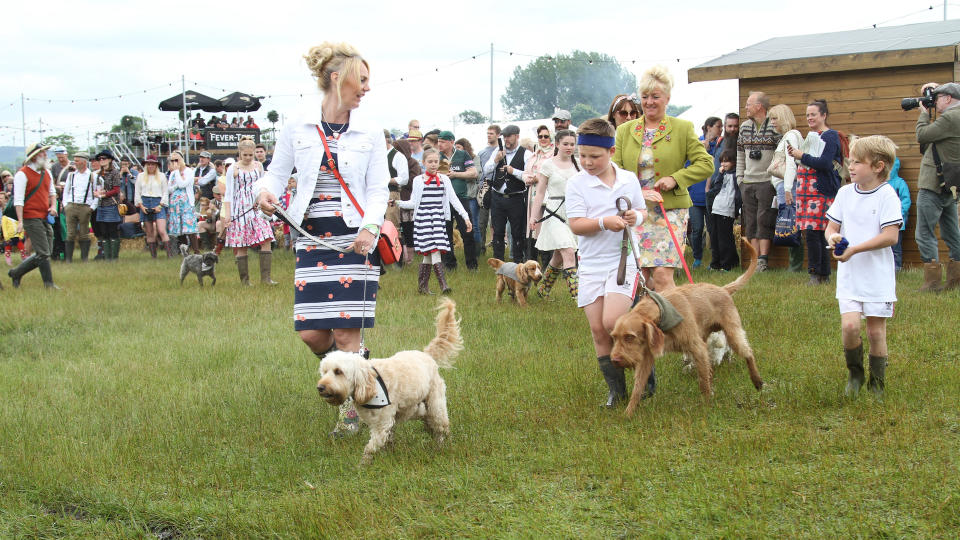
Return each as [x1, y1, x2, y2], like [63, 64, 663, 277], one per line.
[824, 135, 902, 398]
[395, 148, 471, 294]
[565, 118, 646, 407]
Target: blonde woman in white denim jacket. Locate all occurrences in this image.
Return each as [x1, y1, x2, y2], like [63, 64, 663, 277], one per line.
[254, 42, 388, 437]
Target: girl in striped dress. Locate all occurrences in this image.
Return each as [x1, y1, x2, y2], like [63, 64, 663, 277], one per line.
[223, 137, 276, 285]
[396, 148, 471, 294]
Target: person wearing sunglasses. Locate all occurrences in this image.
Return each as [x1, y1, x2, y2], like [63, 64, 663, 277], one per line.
[607, 94, 641, 128]
[92, 150, 123, 261]
[523, 125, 556, 264]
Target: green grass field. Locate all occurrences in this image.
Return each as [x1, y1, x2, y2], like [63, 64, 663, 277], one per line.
[1, 243, 958, 538]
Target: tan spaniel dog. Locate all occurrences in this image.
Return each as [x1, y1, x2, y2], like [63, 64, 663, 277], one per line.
[317, 298, 463, 465]
[610, 240, 764, 416]
[487, 258, 543, 307]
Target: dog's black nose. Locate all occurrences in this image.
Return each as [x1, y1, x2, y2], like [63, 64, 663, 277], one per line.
[317, 385, 325, 393]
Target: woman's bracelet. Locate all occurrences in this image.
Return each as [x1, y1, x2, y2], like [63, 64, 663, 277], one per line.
[362, 224, 380, 236]
[597, 216, 605, 231]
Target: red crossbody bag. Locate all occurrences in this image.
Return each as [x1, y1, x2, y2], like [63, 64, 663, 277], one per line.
[317, 126, 402, 264]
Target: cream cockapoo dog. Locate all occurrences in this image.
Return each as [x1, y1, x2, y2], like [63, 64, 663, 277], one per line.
[317, 298, 463, 464]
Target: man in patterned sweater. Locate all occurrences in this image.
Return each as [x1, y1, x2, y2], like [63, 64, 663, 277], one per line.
[737, 91, 781, 271]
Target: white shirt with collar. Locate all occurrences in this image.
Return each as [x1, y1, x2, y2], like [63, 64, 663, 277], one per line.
[253, 96, 389, 231]
[483, 144, 532, 193]
[390, 150, 409, 187]
[565, 163, 644, 273]
[194, 163, 218, 187]
[63, 169, 94, 206]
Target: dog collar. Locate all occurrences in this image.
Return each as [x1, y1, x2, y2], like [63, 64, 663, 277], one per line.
[634, 290, 684, 331]
[360, 367, 391, 409]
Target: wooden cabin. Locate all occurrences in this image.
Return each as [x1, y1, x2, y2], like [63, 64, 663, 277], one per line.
[688, 19, 960, 268]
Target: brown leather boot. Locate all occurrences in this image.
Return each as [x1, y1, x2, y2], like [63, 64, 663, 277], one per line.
[945, 260, 960, 291]
[237, 255, 252, 286]
[148, 242, 157, 258]
[919, 262, 942, 292]
[259, 251, 278, 285]
[190, 234, 200, 254]
[433, 263, 451, 294]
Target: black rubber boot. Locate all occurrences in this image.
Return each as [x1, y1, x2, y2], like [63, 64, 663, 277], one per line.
[597, 355, 627, 408]
[38, 258, 60, 290]
[844, 342, 865, 398]
[237, 255, 252, 286]
[9, 254, 39, 288]
[868, 355, 886, 396]
[64, 240, 74, 263]
[79, 240, 91, 262]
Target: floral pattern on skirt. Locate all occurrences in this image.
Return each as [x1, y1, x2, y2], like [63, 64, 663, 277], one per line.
[795, 165, 833, 231]
[636, 205, 689, 268]
[166, 188, 198, 236]
[225, 168, 274, 248]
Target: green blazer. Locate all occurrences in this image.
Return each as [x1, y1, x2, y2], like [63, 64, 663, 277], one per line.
[613, 115, 715, 210]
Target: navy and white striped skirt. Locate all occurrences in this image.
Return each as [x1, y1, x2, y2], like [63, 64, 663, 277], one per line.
[293, 196, 379, 331]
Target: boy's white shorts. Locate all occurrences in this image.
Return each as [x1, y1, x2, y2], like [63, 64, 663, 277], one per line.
[578, 267, 640, 307]
[838, 299, 895, 318]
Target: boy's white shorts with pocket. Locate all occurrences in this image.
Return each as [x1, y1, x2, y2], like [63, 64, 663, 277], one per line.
[578, 267, 640, 307]
[838, 299, 895, 318]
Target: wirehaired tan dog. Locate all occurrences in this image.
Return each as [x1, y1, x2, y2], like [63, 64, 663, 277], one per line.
[179, 244, 219, 287]
[610, 239, 764, 416]
[317, 298, 463, 465]
[487, 258, 543, 306]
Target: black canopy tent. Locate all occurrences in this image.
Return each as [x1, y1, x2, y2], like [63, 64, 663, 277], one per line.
[158, 91, 223, 112]
[219, 92, 263, 113]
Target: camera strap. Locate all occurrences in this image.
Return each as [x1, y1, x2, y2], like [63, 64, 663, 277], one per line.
[931, 142, 946, 181]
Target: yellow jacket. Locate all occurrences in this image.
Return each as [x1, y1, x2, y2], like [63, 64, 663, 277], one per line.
[613, 115, 714, 210]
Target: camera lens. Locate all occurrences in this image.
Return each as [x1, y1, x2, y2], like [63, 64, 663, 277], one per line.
[901, 98, 920, 111]
[749, 150, 762, 160]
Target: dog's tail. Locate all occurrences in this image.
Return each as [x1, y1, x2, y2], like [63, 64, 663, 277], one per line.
[723, 238, 757, 295]
[423, 297, 463, 369]
[178, 243, 189, 257]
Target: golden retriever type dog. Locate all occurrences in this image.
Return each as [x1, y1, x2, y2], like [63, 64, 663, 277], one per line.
[610, 239, 764, 416]
[487, 258, 543, 306]
[317, 298, 463, 464]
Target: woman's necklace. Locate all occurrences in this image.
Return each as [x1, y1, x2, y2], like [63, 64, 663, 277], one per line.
[321, 113, 348, 139]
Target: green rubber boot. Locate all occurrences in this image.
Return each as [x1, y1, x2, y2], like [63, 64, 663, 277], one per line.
[844, 342, 865, 398]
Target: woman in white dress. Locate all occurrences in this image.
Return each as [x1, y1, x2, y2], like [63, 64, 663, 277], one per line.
[528, 129, 579, 298]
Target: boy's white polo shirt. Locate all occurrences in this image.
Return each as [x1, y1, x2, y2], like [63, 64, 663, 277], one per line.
[825, 182, 903, 303]
[565, 164, 644, 274]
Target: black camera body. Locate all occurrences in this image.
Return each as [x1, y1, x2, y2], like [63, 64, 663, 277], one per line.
[902, 87, 936, 111]
[748, 149, 762, 160]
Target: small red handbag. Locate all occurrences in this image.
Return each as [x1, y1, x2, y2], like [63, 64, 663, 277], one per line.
[318, 126, 402, 264]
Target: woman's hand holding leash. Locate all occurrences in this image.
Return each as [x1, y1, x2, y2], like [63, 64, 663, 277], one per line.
[256, 191, 279, 216]
[350, 228, 377, 255]
[642, 188, 663, 203]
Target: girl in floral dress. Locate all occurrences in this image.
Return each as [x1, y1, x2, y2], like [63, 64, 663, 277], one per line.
[222, 137, 276, 286]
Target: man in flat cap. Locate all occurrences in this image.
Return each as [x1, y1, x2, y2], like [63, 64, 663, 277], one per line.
[915, 81, 960, 291]
[437, 130, 478, 270]
[483, 124, 532, 263]
[194, 150, 217, 199]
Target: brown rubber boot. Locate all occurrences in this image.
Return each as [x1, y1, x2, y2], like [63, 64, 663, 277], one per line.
[259, 251, 278, 285]
[919, 262, 942, 292]
[433, 263, 451, 294]
[417, 264, 432, 294]
[237, 255, 252, 286]
[190, 234, 200, 254]
[148, 242, 157, 258]
[944, 260, 960, 291]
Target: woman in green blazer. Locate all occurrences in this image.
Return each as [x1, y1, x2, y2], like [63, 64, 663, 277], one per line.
[613, 65, 714, 292]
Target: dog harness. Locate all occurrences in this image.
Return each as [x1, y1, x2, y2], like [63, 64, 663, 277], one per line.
[495, 262, 521, 282]
[633, 290, 684, 331]
[360, 367, 391, 409]
[201, 262, 215, 273]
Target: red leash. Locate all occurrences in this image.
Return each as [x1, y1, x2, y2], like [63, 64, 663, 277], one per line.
[654, 189, 693, 284]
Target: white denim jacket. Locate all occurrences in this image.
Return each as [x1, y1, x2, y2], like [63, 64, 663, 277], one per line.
[253, 100, 389, 231]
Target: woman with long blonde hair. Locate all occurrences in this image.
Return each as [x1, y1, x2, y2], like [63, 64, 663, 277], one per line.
[222, 137, 276, 285]
[165, 150, 199, 253]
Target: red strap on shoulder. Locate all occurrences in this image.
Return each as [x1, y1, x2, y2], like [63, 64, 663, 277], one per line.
[317, 125, 364, 217]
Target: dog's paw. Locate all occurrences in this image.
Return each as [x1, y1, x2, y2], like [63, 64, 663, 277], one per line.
[359, 454, 374, 467]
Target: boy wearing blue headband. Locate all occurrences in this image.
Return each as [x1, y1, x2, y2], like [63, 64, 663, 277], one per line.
[566, 118, 647, 408]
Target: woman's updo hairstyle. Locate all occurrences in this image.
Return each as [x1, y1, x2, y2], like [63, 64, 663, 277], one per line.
[304, 42, 369, 104]
[808, 98, 829, 117]
[237, 136, 256, 152]
[639, 65, 674, 96]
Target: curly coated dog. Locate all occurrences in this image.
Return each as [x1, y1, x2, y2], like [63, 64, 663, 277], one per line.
[317, 298, 463, 465]
[487, 258, 543, 306]
[610, 239, 764, 416]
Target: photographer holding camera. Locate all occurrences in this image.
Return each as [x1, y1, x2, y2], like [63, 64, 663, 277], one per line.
[737, 91, 781, 271]
[914, 82, 960, 291]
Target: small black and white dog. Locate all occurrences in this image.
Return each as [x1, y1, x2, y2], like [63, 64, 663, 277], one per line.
[179, 244, 219, 287]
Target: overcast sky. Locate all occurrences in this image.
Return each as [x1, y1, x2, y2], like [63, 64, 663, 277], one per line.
[0, 0, 951, 149]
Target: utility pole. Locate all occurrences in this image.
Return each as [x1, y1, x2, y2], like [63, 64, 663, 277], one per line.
[489, 43, 494, 123]
[20, 93, 26, 156]
[181, 74, 189, 163]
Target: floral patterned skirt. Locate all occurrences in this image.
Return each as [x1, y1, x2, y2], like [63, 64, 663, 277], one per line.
[795, 166, 833, 231]
[636, 205, 689, 268]
[166, 189, 198, 236]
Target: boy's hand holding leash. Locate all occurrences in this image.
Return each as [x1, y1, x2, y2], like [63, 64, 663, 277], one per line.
[599, 210, 636, 232]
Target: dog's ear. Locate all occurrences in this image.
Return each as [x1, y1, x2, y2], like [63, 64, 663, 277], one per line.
[644, 321, 665, 357]
[352, 364, 378, 405]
